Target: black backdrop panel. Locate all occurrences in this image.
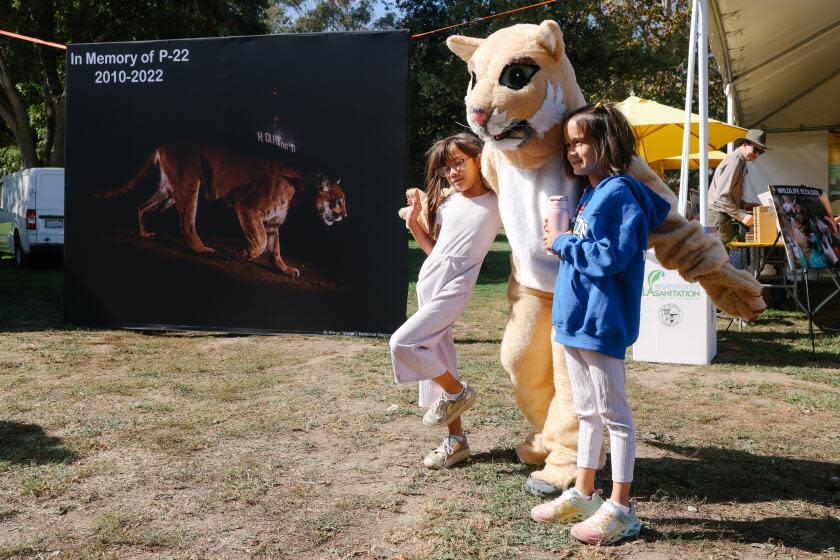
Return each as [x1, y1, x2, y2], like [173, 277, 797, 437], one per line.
[65, 32, 409, 334]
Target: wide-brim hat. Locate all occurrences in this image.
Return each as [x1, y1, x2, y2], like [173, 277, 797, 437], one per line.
[733, 129, 769, 151]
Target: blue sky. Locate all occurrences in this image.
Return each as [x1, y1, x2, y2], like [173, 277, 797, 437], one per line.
[372, 0, 398, 22]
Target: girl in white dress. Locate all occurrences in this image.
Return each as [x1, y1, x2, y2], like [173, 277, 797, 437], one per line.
[390, 133, 502, 469]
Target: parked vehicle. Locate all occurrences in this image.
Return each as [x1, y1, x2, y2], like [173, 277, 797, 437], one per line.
[0, 168, 64, 267]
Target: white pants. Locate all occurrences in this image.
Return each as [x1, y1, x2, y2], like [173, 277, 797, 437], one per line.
[390, 257, 477, 407]
[565, 346, 636, 483]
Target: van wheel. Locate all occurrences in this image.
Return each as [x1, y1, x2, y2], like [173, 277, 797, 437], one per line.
[13, 237, 26, 269]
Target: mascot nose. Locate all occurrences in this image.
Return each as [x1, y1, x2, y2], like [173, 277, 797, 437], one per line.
[471, 109, 489, 127]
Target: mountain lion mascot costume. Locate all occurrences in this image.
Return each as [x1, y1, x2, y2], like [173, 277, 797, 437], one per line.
[441, 20, 765, 497]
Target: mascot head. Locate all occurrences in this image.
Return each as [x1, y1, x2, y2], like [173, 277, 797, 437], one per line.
[447, 21, 587, 166]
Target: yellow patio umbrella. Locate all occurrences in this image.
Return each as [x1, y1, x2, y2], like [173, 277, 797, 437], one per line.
[661, 150, 726, 169]
[650, 150, 727, 175]
[616, 96, 746, 163]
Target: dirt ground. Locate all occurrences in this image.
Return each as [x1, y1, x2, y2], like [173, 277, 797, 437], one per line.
[0, 262, 838, 559]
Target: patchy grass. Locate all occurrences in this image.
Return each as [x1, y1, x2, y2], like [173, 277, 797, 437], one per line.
[0, 533, 52, 560]
[94, 509, 179, 547]
[0, 247, 838, 559]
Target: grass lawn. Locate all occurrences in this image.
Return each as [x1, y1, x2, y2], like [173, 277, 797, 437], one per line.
[0, 244, 838, 560]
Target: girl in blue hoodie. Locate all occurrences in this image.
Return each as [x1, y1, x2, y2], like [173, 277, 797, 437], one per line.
[531, 103, 671, 546]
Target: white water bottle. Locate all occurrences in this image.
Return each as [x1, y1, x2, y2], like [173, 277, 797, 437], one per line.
[545, 195, 570, 255]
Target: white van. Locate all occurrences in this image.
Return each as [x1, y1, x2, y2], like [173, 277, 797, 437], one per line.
[0, 168, 65, 267]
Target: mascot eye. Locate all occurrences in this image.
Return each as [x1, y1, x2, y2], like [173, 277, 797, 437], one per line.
[499, 64, 539, 90]
[470, 71, 477, 89]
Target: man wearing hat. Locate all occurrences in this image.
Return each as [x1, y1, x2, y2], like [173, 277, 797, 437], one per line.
[708, 129, 768, 245]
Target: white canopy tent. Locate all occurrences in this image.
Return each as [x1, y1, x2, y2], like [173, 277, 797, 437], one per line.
[638, 0, 839, 365]
[709, 0, 840, 132]
[635, 0, 718, 366]
[708, 0, 840, 206]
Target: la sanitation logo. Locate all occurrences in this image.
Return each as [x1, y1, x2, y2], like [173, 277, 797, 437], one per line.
[643, 270, 701, 298]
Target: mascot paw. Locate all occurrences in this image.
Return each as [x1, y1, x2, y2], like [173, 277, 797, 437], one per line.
[525, 463, 577, 498]
[398, 188, 431, 235]
[524, 476, 563, 498]
[524, 473, 575, 498]
[515, 437, 549, 465]
[699, 265, 766, 321]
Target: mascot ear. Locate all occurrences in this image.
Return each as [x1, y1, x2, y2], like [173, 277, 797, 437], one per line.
[536, 20, 565, 59]
[446, 35, 484, 62]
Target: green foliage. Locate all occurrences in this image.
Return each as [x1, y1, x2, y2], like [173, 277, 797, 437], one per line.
[0, 145, 22, 174]
[397, 0, 727, 185]
[266, 0, 396, 32]
[1, 0, 725, 177]
[0, 0, 273, 168]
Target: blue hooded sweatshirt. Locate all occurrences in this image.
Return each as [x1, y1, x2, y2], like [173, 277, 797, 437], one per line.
[551, 174, 671, 359]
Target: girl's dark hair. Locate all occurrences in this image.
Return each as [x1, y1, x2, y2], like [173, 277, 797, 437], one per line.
[424, 132, 484, 234]
[560, 102, 637, 179]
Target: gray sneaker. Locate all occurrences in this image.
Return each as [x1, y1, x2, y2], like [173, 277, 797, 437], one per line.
[423, 435, 470, 469]
[422, 383, 476, 427]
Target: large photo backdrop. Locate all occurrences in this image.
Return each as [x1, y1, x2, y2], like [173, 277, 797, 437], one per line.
[65, 31, 409, 334]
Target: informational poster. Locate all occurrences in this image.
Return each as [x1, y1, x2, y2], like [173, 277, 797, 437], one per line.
[65, 32, 409, 334]
[830, 132, 840, 215]
[769, 185, 840, 270]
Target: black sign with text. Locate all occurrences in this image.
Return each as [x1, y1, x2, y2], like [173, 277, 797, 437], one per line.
[65, 32, 409, 334]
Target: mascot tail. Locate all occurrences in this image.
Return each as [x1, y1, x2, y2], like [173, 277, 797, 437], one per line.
[94, 149, 160, 199]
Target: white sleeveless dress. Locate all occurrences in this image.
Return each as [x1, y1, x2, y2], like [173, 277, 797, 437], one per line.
[389, 191, 502, 406]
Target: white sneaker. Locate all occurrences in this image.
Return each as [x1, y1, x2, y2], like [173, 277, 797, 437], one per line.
[570, 500, 642, 545]
[530, 487, 604, 523]
[422, 383, 476, 427]
[423, 435, 470, 470]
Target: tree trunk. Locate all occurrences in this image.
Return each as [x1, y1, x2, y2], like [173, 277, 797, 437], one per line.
[42, 82, 56, 164]
[0, 51, 39, 169]
[40, 45, 65, 166]
[48, 91, 65, 167]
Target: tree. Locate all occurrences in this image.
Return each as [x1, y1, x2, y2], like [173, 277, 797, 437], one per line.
[0, 121, 18, 173]
[0, 0, 724, 178]
[266, 0, 396, 33]
[582, 1, 725, 119]
[0, 0, 271, 170]
[396, 0, 726, 185]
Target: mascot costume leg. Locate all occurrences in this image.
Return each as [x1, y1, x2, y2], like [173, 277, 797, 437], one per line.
[443, 20, 765, 497]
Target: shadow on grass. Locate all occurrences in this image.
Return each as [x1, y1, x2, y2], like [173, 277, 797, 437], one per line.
[478, 249, 513, 285]
[0, 421, 77, 465]
[0, 259, 66, 332]
[630, 441, 840, 507]
[136, 329, 251, 338]
[454, 337, 503, 345]
[610, 441, 840, 551]
[641, 515, 840, 553]
[464, 442, 838, 551]
[716, 328, 840, 367]
[469, 447, 521, 465]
